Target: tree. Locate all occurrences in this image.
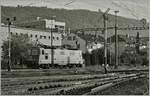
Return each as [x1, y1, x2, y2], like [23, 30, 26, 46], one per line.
[2, 34, 34, 70]
[84, 47, 115, 66]
[140, 18, 147, 27]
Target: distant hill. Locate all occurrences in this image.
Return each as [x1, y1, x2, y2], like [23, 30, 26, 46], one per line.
[1, 6, 146, 30]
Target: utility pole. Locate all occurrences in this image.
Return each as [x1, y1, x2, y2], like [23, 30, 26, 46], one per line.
[0, 6, 1, 69]
[50, 16, 56, 68]
[136, 32, 140, 54]
[103, 8, 110, 74]
[6, 17, 16, 71]
[109, 36, 111, 65]
[68, 27, 70, 34]
[114, 10, 119, 69]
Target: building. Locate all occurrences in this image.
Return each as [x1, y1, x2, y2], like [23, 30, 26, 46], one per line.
[75, 27, 149, 39]
[62, 33, 87, 53]
[62, 32, 105, 54]
[45, 19, 65, 32]
[87, 42, 103, 53]
[1, 25, 62, 47]
[16, 17, 66, 33]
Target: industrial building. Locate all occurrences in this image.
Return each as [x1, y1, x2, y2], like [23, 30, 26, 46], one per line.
[16, 17, 66, 33]
[1, 25, 62, 47]
[62, 33, 87, 53]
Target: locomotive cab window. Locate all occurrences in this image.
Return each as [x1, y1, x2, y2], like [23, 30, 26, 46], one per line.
[42, 50, 44, 55]
[45, 55, 48, 59]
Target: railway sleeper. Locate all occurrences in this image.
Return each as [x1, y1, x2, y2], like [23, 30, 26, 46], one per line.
[34, 74, 136, 95]
[53, 84, 100, 95]
[86, 75, 144, 95]
[27, 83, 73, 92]
[27, 77, 119, 93]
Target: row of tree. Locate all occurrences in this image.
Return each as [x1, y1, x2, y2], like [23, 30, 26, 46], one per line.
[1, 34, 34, 69]
[83, 46, 148, 66]
[83, 48, 115, 66]
[1, 34, 148, 70]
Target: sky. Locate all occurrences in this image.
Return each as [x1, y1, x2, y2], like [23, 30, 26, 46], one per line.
[1, 0, 149, 20]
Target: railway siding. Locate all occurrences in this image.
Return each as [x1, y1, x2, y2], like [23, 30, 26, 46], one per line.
[1, 70, 148, 95]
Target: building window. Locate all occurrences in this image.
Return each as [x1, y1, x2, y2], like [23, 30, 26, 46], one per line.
[35, 35, 38, 38]
[56, 37, 59, 40]
[53, 36, 55, 40]
[30, 34, 33, 37]
[76, 41, 78, 44]
[42, 50, 44, 55]
[40, 35, 42, 39]
[73, 36, 76, 40]
[77, 44, 80, 48]
[59, 26, 64, 29]
[55, 25, 58, 28]
[45, 55, 48, 59]
[49, 36, 51, 39]
[68, 36, 72, 40]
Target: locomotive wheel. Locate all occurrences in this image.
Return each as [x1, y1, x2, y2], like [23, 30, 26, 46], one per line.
[54, 64, 58, 68]
[63, 65, 67, 69]
[59, 65, 63, 69]
[72, 65, 76, 68]
[68, 65, 73, 68]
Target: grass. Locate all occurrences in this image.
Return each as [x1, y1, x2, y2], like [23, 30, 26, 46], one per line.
[1, 65, 148, 78]
[97, 77, 149, 95]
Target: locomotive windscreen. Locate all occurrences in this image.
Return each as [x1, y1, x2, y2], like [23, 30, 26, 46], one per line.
[31, 49, 39, 55]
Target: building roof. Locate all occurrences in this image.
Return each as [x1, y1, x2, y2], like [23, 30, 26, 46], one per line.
[15, 18, 65, 30]
[1, 25, 61, 34]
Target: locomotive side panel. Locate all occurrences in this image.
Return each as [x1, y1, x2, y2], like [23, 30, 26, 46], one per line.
[39, 48, 68, 65]
[68, 50, 84, 67]
[39, 48, 51, 65]
[38, 48, 84, 68]
[54, 49, 68, 65]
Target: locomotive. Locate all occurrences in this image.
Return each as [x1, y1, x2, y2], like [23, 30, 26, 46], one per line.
[25, 47, 85, 69]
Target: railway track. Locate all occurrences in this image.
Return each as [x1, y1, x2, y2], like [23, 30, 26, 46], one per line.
[1, 73, 118, 87]
[1, 70, 148, 95]
[2, 73, 118, 94]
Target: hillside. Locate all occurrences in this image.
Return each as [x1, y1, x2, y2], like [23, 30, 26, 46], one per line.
[1, 6, 144, 29]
